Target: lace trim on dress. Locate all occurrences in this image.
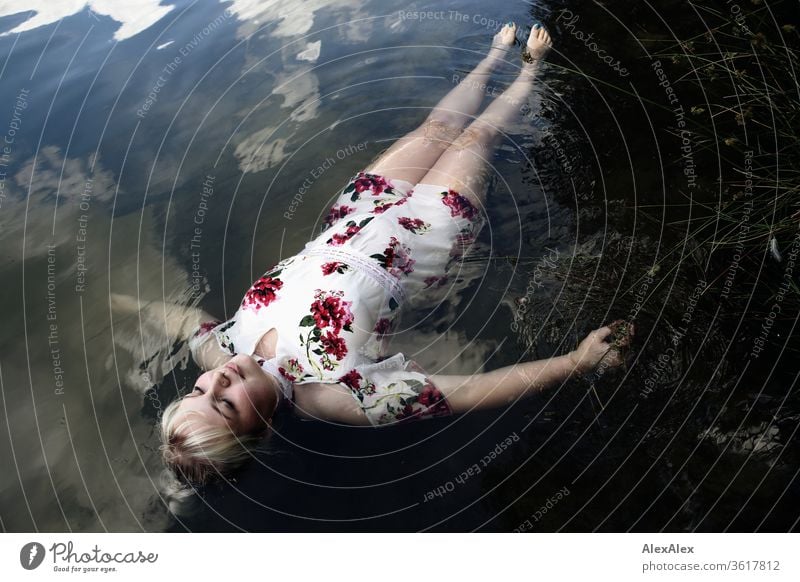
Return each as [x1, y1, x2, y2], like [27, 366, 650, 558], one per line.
[300, 244, 407, 305]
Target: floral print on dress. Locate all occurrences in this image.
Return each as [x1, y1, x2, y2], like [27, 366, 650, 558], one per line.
[394, 379, 451, 422]
[242, 275, 284, 311]
[299, 289, 354, 373]
[339, 369, 362, 390]
[374, 318, 392, 336]
[326, 217, 373, 246]
[373, 195, 409, 215]
[196, 320, 221, 337]
[321, 261, 349, 275]
[372, 201, 394, 214]
[375, 320, 394, 360]
[188, 319, 224, 360]
[326, 171, 412, 223]
[397, 216, 430, 234]
[339, 171, 407, 203]
[188, 169, 476, 427]
[323, 204, 355, 231]
[441, 189, 478, 220]
[309, 289, 353, 334]
[338, 369, 377, 402]
[278, 358, 304, 382]
[353, 172, 388, 196]
[241, 259, 296, 312]
[371, 377, 451, 424]
[213, 319, 237, 354]
[345, 354, 454, 425]
[371, 236, 415, 278]
[320, 332, 347, 359]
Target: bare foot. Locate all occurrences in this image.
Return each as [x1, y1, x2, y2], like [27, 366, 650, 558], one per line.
[487, 21, 517, 62]
[494, 21, 517, 47]
[522, 24, 552, 66]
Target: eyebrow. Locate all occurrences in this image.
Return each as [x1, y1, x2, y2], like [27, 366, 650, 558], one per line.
[190, 388, 235, 423]
[210, 400, 233, 422]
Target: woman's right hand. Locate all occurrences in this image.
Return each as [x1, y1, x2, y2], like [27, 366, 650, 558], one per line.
[568, 321, 634, 374]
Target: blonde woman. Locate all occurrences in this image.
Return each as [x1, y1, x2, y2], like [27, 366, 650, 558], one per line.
[154, 24, 632, 486]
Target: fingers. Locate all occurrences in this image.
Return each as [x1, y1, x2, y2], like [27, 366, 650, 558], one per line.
[581, 321, 635, 370]
[599, 346, 623, 368]
[594, 326, 613, 342]
[613, 329, 630, 347]
[603, 320, 636, 347]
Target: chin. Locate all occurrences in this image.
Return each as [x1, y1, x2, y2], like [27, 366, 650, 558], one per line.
[231, 353, 256, 372]
[242, 354, 274, 388]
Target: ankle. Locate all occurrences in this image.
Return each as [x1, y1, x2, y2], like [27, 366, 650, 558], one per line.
[519, 61, 540, 78]
[486, 45, 511, 63]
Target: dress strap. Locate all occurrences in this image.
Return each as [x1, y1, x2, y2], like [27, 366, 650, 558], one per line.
[300, 244, 407, 305]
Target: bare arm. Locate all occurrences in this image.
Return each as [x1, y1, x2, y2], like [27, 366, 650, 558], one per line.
[110, 293, 217, 338]
[109, 292, 229, 370]
[291, 359, 577, 425]
[432, 323, 633, 414]
[288, 323, 634, 425]
[290, 382, 373, 426]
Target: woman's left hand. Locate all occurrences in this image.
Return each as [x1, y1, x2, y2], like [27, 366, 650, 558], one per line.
[568, 321, 634, 374]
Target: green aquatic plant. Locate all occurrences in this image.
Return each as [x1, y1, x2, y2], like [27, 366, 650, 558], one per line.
[637, 4, 800, 343]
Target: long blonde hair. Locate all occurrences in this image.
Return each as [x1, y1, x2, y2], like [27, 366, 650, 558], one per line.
[158, 397, 268, 485]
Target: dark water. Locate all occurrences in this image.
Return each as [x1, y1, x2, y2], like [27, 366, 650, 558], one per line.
[1, 0, 797, 532]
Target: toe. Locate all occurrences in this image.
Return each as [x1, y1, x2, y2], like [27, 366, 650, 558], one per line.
[503, 22, 517, 42]
[523, 22, 553, 60]
[493, 22, 517, 46]
[531, 25, 551, 47]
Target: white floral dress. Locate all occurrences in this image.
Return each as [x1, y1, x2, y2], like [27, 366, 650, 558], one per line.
[189, 171, 485, 426]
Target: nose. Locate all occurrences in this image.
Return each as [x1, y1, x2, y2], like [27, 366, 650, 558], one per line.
[208, 369, 231, 394]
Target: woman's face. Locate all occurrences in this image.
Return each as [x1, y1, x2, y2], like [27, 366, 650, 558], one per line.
[176, 354, 278, 435]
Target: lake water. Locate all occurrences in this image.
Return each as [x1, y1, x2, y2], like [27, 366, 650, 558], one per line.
[1, 0, 796, 532]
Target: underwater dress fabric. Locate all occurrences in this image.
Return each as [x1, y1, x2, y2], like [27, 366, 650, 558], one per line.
[189, 170, 485, 426]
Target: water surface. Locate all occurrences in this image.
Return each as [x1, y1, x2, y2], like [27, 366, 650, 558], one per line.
[1, 0, 796, 532]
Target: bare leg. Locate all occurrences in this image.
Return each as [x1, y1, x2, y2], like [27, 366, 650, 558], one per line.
[364, 23, 518, 185]
[418, 25, 552, 207]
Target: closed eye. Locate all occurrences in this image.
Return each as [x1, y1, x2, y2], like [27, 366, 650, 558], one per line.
[191, 386, 236, 412]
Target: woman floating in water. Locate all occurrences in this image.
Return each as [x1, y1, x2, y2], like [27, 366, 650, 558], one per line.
[149, 24, 631, 486]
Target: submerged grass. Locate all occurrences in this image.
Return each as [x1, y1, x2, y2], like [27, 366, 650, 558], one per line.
[642, 4, 800, 328]
[497, 1, 800, 530]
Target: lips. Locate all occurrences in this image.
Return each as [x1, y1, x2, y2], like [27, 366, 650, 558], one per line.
[224, 362, 243, 378]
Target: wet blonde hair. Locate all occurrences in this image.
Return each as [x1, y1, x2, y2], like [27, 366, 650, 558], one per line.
[158, 397, 269, 485]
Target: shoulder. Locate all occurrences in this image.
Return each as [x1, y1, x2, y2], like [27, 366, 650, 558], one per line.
[189, 320, 233, 370]
[290, 381, 372, 426]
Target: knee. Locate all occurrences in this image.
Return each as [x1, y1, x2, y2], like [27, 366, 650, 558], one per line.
[452, 124, 494, 150]
[422, 117, 464, 144]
